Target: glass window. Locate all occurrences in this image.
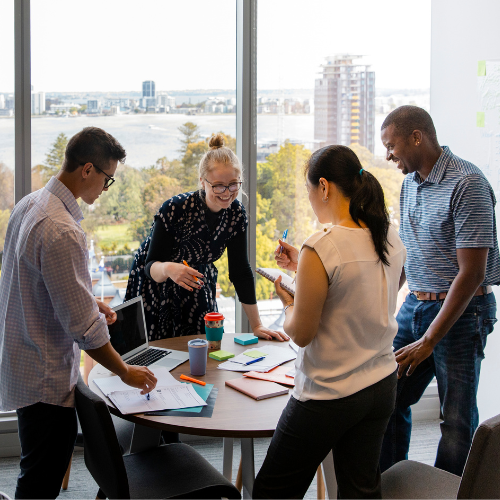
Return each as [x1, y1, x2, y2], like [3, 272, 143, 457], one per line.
[31, 0, 237, 328]
[256, 0, 431, 328]
[0, 0, 14, 272]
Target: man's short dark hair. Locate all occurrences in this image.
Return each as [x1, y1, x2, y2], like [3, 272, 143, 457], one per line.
[62, 127, 126, 172]
[381, 105, 438, 143]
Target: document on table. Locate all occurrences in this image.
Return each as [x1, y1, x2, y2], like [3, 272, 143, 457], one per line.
[218, 345, 297, 372]
[108, 384, 207, 415]
[93, 367, 177, 397]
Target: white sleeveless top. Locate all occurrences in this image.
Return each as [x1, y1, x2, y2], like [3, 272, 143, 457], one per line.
[293, 225, 406, 401]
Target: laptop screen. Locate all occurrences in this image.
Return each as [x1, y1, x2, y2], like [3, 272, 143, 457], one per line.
[108, 298, 147, 357]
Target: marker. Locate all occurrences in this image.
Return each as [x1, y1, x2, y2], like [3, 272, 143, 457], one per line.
[244, 356, 265, 366]
[183, 260, 199, 283]
[279, 229, 288, 257]
[180, 374, 206, 386]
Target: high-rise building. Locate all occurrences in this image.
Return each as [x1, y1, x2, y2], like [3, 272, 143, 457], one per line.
[314, 55, 375, 153]
[142, 80, 156, 98]
[31, 91, 46, 115]
[87, 99, 101, 114]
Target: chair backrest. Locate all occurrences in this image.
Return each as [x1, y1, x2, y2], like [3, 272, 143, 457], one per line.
[458, 413, 500, 499]
[74, 375, 131, 499]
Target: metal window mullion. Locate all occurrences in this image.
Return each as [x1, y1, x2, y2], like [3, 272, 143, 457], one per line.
[235, 0, 257, 334]
[14, 0, 31, 202]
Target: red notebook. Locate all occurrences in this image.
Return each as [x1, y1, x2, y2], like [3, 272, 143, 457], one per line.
[225, 377, 290, 400]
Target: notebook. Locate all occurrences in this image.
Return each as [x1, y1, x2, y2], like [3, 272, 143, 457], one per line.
[243, 364, 295, 386]
[225, 377, 290, 400]
[255, 268, 296, 296]
[108, 296, 189, 370]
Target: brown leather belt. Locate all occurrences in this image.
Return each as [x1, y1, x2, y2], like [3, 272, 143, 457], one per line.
[412, 285, 493, 301]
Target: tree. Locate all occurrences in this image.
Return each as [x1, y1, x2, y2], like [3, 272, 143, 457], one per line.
[40, 133, 68, 183]
[0, 209, 10, 255]
[178, 122, 201, 154]
[0, 162, 14, 211]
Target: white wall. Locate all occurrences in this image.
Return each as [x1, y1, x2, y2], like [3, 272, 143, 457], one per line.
[431, 0, 500, 421]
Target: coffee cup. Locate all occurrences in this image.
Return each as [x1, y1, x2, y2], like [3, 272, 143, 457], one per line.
[204, 312, 224, 351]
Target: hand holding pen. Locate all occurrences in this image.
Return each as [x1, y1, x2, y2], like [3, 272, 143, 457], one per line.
[275, 235, 299, 272]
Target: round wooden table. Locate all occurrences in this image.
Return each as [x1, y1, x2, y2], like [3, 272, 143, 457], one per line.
[88, 333, 295, 498]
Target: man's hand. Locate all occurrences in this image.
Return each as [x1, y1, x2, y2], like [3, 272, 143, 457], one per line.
[96, 299, 117, 325]
[120, 365, 158, 395]
[395, 337, 435, 378]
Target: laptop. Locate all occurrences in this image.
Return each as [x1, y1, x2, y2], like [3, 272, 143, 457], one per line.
[108, 296, 189, 370]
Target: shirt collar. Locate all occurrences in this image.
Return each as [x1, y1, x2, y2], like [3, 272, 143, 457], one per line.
[413, 146, 452, 185]
[45, 177, 84, 223]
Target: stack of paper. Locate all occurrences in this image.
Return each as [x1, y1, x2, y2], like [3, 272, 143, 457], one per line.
[217, 345, 297, 373]
[93, 367, 207, 415]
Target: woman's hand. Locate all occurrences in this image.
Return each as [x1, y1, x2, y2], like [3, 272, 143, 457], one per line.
[274, 239, 299, 272]
[253, 324, 289, 342]
[274, 275, 294, 308]
[164, 262, 205, 292]
[96, 299, 117, 325]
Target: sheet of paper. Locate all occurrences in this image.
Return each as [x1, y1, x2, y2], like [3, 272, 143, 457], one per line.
[108, 384, 207, 415]
[218, 345, 297, 372]
[94, 366, 177, 396]
[167, 383, 214, 414]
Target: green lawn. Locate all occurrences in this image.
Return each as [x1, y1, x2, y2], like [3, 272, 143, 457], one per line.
[95, 223, 139, 251]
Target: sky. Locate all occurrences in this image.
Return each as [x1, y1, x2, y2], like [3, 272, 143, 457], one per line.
[0, 0, 431, 93]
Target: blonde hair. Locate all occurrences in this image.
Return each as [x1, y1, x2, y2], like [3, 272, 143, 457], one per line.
[198, 133, 242, 190]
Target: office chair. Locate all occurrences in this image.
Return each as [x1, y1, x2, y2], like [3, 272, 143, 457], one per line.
[74, 376, 241, 499]
[381, 412, 500, 499]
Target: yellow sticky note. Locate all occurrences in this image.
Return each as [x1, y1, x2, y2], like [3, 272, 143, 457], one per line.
[478, 61, 486, 76]
[243, 350, 267, 358]
[477, 112, 485, 128]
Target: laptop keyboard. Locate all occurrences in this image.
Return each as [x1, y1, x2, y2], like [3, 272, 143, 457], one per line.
[127, 348, 171, 366]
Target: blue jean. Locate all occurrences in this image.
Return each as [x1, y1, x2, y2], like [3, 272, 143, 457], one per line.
[380, 292, 496, 476]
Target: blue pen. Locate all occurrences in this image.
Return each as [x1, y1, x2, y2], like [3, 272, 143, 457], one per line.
[146, 393, 150, 401]
[244, 356, 265, 366]
[279, 229, 288, 256]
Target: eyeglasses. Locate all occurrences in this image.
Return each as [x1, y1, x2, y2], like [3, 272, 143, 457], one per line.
[204, 179, 242, 194]
[91, 164, 115, 189]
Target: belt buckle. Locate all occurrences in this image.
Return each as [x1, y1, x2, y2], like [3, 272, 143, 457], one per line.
[415, 291, 429, 301]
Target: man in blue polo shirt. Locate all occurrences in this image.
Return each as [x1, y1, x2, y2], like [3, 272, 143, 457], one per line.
[379, 105, 499, 476]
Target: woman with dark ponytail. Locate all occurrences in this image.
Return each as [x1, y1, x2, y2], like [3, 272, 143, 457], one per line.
[253, 145, 406, 499]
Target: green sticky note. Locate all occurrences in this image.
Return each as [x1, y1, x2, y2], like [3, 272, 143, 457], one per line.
[208, 350, 235, 361]
[243, 350, 267, 358]
[477, 112, 485, 128]
[478, 60, 486, 76]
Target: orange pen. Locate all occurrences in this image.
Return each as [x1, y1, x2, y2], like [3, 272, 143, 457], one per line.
[183, 260, 199, 283]
[180, 374, 206, 386]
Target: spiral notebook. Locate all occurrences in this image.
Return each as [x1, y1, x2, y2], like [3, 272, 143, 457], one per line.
[255, 268, 296, 296]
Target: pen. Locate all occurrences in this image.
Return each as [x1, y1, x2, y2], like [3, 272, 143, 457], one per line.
[180, 374, 206, 386]
[183, 260, 199, 283]
[279, 229, 288, 257]
[244, 356, 265, 366]
[146, 393, 150, 400]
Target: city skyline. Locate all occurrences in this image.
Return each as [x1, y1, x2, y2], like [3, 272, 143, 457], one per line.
[0, 0, 431, 93]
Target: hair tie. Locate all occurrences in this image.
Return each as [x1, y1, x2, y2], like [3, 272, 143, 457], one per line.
[359, 168, 364, 176]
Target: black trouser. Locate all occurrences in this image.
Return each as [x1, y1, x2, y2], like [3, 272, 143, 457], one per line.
[253, 371, 397, 499]
[16, 402, 77, 499]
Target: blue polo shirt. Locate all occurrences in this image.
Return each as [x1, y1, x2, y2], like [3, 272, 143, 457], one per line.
[400, 146, 500, 292]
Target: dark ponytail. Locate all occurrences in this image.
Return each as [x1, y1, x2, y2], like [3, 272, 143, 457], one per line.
[305, 145, 391, 266]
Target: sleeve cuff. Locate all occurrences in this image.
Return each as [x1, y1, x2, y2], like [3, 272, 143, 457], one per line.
[78, 313, 110, 351]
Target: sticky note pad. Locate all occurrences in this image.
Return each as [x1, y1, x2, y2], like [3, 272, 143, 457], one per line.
[477, 112, 485, 128]
[478, 60, 486, 76]
[243, 350, 267, 358]
[234, 334, 258, 345]
[209, 350, 235, 361]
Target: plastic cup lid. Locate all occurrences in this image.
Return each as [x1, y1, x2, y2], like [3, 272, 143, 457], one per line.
[204, 312, 224, 321]
[188, 338, 208, 347]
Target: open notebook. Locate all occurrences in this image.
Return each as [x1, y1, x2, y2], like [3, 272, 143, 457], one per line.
[255, 268, 296, 296]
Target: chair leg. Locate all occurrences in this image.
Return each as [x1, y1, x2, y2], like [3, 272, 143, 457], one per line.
[316, 465, 325, 499]
[235, 457, 243, 492]
[61, 454, 73, 490]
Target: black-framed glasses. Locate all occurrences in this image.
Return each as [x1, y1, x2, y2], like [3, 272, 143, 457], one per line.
[204, 179, 242, 194]
[91, 163, 115, 189]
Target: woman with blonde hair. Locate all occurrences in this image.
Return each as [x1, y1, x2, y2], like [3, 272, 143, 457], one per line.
[126, 134, 285, 341]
